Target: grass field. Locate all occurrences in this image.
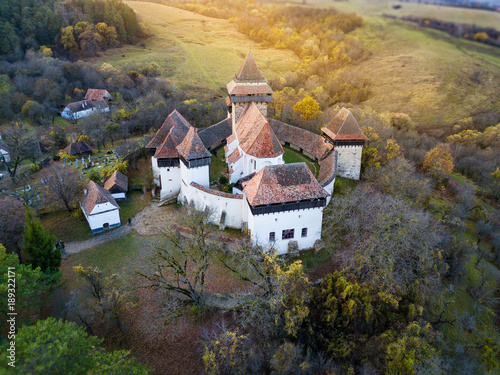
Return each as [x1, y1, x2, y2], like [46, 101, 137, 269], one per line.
[283, 146, 320, 177]
[93, 1, 299, 98]
[269, 0, 500, 29]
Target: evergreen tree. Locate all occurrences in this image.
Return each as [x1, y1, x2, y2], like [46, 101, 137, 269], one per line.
[22, 209, 60, 272]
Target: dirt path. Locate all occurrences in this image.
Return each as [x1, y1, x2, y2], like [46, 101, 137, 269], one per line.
[62, 203, 180, 259]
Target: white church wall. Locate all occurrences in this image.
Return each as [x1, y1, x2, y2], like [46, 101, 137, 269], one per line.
[159, 166, 181, 199]
[336, 145, 363, 180]
[152, 157, 161, 185]
[241, 151, 283, 179]
[182, 184, 244, 228]
[247, 204, 324, 255]
[322, 177, 335, 205]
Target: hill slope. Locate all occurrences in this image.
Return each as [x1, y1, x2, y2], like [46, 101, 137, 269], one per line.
[93, 1, 299, 97]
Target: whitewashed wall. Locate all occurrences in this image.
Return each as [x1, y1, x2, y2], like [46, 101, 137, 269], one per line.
[111, 192, 126, 200]
[159, 166, 181, 199]
[181, 184, 244, 228]
[81, 202, 120, 233]
[151, 157, 160, 185]
[336, 145, 363, 180]
[180, 162, 210, 188]
[246, 199, 324, 254]
[241, 150, 283, 179]
[323, 177, 335, 205]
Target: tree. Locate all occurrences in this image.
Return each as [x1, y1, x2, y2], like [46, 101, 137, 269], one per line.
[422, 144, 454, 183]
[138, 208, 216, 319]
[0, 245, 57, 330]
[0, 197, 26, 258]
[43, 166, 82, 212]
[22, 209, 60, 273]
[0, 317, 152, 374]
[68, 266, 131, 334]
[293, 94, 321, 121]
[0, 123, 39, 178]
[324, 186, 444, 301]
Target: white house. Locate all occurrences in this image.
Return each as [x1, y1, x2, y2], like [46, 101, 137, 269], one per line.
[147, 50, 365, 254]
[61, 99, 109, 121]
[104, 170, 128, 201]
[80, 181, 121, 233]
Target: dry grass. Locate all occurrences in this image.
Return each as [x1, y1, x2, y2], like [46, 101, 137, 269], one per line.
[93, 1, 299, 98]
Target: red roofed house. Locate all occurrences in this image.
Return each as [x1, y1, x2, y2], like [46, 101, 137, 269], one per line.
[104, 170, 128, 200]
[85, 89, 112, 103]
[80, 181, 121, 233]
[321, 108, 368, 180]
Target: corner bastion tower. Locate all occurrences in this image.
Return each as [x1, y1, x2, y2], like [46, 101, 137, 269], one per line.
[321, 108, 368, 180]
[226, 51, 273, 130]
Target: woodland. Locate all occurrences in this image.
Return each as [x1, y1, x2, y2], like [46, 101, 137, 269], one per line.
[0, 0, 499, 374]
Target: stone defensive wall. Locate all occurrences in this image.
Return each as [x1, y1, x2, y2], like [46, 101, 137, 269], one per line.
[199, 117, 337, 194]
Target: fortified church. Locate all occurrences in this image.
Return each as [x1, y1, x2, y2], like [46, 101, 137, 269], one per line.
[146, 51, 367, 254]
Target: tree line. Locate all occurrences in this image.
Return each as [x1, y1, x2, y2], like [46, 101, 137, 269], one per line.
[0, 0, 146, 58]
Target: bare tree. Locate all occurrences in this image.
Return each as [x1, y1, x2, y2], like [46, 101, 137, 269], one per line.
[1, 124, 40, 178]
[44, 166, 83, 212]
[0, 197, 26, 259]
[138, 208, 216, 320]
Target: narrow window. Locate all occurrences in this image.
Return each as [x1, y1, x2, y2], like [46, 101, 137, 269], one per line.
[282, 229, 294, 239]
[301, 228, 308, 238]
[269, 232, 275, 242]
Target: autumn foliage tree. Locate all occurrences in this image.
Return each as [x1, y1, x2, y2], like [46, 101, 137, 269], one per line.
[423, 144, 454, 183]
[293, 95, 321, 121]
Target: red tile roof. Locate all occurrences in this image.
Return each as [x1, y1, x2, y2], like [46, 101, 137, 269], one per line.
[225, 96, 232, 107]
[80, 181, 119, 215]
[176, 127, 211, 160]
[190, 182, 243, 199]
[104, 170, 128, 192]
[242, 163, 329, 206]
[64, 141, 92, 155]
[236, 102, 283, 159]
[321, 107, 368, 142]
[227, 81, 273, 96]
[154, 133, 178, 159]
[268, 119, 333, 161]
[226, 133, 236, 144]
[235, 51, 267, 82]
[227, 148, 242, 164]
[84, 89, 111, 102]
[146, 109, 192, 150]
[224, 144, 229, 154]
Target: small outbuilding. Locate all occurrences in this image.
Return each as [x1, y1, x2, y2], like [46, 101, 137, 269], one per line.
[61, 99, 109, 121]
[80, 181, 121, 233]
[0, 140, 10, 163]
[104, 170, 128, 200]
[64, 141, 93, 156]
[85, 89, 112, 103]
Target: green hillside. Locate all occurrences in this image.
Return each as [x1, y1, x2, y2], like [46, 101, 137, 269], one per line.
[93, 1, 299, 97]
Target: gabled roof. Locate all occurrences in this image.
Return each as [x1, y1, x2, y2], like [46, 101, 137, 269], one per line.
[154, 133, 178, 159]
[85, 89, 111, 101]
[227, 148, 242, 164]
[235, 51, 267, 82]
[104, 170, 128, 192]
[65, 99, 96, 113]
[235, 102, 283, 159]
[146, 109, 192, 150]
[321, 107, 368, 142]
[242, 163, 329, 206]
[176, 127, 211, 160]
[64, 141, 93, 155]
[80, 181, 119, 215]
